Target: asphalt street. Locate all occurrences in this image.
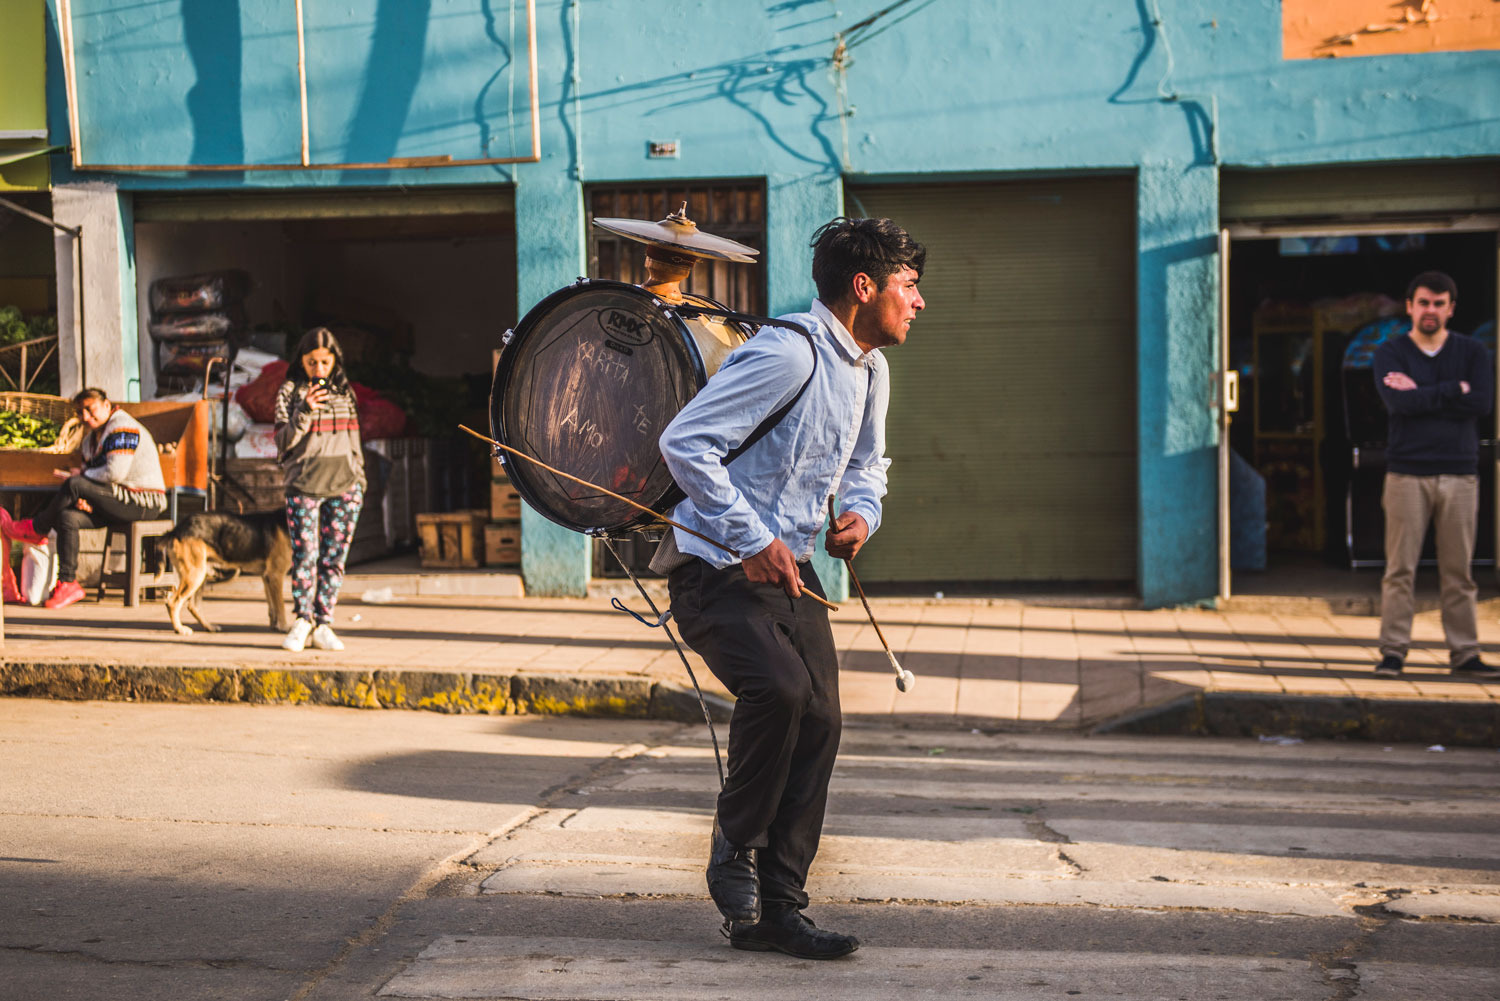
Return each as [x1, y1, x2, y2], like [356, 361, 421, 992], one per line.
[1, 699, 1497, 1000]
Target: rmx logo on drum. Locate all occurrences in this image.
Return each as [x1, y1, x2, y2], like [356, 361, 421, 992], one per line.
[601, 308, 655, 347]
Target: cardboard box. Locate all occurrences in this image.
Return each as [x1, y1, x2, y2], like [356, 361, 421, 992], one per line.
[490, 477, 521, 520]
[484, 521, 521, 566]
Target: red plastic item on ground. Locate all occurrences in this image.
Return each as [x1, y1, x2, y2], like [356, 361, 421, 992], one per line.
[2, 552, 22, 604]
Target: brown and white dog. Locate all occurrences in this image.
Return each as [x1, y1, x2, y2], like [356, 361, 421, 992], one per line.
[159, 511, 292, 636]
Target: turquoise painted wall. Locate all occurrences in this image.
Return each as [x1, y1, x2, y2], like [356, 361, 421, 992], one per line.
[45, 0, 1500, 602]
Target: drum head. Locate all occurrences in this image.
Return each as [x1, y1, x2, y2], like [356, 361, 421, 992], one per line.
[491, 280, 707, 534]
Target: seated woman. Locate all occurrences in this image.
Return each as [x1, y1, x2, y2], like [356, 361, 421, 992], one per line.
[0, 388, 167, 609]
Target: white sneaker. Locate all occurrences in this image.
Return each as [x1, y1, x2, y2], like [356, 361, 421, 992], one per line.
[310, 623, 344, 651]
[282, 618, 314, 651]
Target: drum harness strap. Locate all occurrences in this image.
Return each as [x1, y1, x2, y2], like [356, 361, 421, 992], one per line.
[605, 313, 817, 789]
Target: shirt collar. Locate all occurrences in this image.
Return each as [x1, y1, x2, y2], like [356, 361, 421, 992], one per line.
[811, 299, 871, 364]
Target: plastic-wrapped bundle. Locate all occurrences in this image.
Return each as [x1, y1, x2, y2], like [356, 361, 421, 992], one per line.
[148, 309, 247, 343]
[149, 271, 249, 315]
[158, 340, 231, 376]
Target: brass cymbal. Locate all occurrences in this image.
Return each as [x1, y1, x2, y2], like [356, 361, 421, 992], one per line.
[592, 203, 759, 263]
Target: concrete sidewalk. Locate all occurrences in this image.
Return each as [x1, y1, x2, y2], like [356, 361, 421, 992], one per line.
[3, 577, 1499, 741]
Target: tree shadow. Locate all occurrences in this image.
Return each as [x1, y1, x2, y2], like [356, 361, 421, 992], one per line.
[340, 0, 431, 181]
[1107, 0, 1215, 167]
[183, 0, 244, 170]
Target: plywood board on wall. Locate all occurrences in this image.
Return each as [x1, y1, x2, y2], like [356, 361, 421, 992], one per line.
[1284, 0, 1500, 59]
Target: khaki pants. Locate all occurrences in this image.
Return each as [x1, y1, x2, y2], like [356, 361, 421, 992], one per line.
[1379, 472, 1480, 664]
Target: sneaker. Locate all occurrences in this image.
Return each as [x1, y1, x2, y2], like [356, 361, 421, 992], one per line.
[1374, 656, 1403, 678]
[310, 623, 344, 651]
[1451, 657, 1500, 680]
[43, 580, 85, 610]
[282, 618, 314, 652]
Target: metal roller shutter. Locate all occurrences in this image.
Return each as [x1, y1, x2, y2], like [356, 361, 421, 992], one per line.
[1221, 161, 1500, 224]
[846, 177, 1137, 584]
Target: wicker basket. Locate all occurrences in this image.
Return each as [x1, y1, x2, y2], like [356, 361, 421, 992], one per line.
[0, 392, 84, 454]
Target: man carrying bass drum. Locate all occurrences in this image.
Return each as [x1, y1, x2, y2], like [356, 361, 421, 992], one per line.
[656, 217, 926, 959]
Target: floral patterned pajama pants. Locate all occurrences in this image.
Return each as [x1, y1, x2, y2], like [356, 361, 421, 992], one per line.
[285, 485, 363, 625]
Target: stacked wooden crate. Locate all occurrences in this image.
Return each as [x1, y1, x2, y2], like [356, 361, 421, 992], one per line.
[485, 459, 521, 567]
[483, 349, 522, 568]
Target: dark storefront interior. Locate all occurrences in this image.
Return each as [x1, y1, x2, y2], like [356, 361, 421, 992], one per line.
[1228, 229, 1498, 586]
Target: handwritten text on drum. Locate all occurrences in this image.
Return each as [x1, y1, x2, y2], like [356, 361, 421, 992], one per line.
[573, 339, 631, 386]
[558, 405, 607, 450]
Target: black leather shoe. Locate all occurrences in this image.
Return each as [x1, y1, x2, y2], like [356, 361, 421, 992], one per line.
[1374, 655, 1403, 677]
[1452, 657, 1500, 680]
[707, 816, 759, 924]
[726, 907, 860, 959]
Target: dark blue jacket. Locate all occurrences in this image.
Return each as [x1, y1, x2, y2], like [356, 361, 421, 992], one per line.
[1373, 332, 1493, 475]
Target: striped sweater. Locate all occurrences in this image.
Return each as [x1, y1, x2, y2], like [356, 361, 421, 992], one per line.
[81, 408, 168, 511]
[273, 379, 367, 497]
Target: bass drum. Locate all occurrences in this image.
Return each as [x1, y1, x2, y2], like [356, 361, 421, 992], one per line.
[490, 279, 753, 534]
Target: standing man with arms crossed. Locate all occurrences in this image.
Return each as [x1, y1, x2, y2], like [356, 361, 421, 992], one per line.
[657, 217, 925, 958]
[1373, 271, 1500, 680]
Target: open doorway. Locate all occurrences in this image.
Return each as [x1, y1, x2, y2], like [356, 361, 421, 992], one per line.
[132, 192, 517, 566]
[1225, 226, 1499, 598]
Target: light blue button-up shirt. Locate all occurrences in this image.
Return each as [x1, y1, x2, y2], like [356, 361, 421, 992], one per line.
[659, 299, 891, 567]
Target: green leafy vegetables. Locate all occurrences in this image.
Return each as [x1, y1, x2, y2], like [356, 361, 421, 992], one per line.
[0, 410, 63, 449]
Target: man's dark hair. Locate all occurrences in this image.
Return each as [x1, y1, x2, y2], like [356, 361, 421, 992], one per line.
[1407, 271, 1457, 301]
[71, 387, 109, 408]
[810, 217, 925, 303]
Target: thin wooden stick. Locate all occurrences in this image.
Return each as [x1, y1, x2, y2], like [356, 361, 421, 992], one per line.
[459, 424, 733, 555]
[830, 496, 912, 690]
[459, 424, 837, 612]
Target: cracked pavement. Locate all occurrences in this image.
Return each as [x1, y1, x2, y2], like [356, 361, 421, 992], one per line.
[1, 699, 1496, 1000]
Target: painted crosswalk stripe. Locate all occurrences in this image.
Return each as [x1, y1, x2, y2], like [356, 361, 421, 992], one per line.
[604, 772, 1500, 814]
[378, 936, 1334, 1000]
[478, 859, 1350, 916]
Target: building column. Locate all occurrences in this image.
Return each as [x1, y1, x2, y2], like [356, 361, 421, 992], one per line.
[1136, 163, 1220, 608]
[766, 172, 849, 602]
[50, 182, 138, 400]
[513, 168, 590, 597]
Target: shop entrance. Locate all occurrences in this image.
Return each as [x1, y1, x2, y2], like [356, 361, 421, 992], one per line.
[131, 188, 517, 566]
[1222, 223, 1500, 595]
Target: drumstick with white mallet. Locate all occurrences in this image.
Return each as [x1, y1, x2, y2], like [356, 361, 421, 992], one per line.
[458, 425, 839, 612]
[829, 496, 914, 693]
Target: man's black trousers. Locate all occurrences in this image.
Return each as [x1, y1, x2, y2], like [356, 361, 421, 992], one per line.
[31, 475, 160, 582]
[667, 557, 841, 912]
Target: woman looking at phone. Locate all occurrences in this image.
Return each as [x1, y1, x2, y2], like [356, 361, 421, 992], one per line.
[273, 327, 366, 651]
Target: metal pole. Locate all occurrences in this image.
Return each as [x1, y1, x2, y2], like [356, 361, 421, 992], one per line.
[294, 0, 311, 166]
[0, 195, 81, 236]
[526, 0, 541, 160]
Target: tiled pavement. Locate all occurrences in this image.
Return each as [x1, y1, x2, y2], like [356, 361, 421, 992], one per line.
[3, 586, 1498, 728]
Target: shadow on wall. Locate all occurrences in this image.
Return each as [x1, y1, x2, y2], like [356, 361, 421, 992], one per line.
[1108, 0, 1216, 167]
[476, 0, 517, 164]
[341, 0, 432, 182]
[184, 0, 244, 167]
[566, 0, 937, 173]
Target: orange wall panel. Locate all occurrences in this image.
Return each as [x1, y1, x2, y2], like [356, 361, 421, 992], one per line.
[1284, 0, 1500, 59]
